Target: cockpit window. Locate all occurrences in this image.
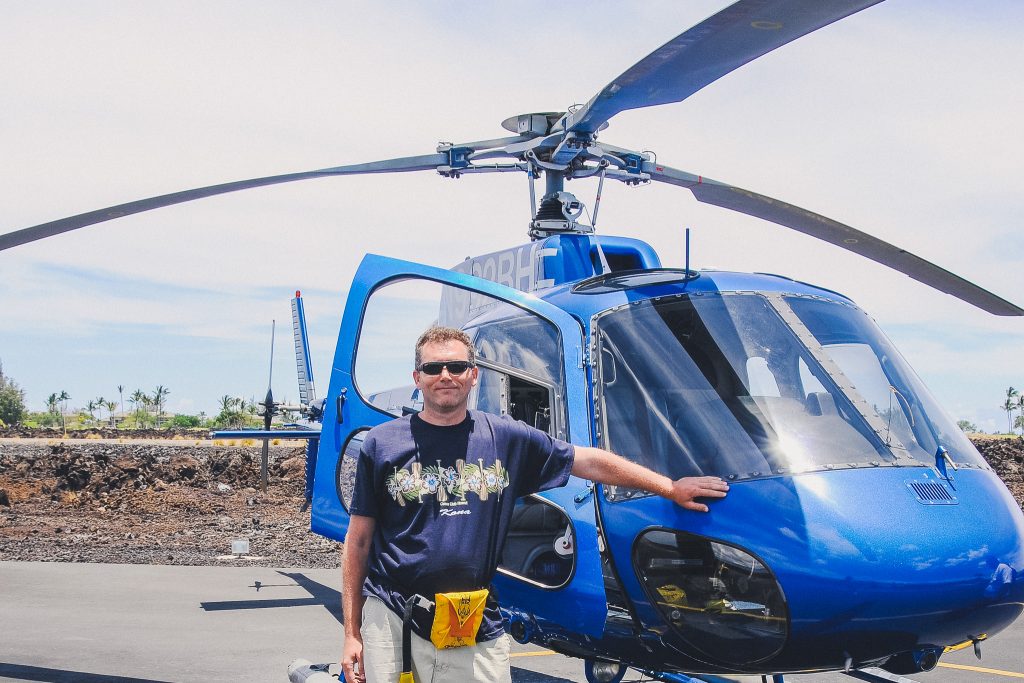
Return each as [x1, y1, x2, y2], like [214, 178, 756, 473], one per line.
[594, 293, 897, 495]
[466, 309, 562, 388]
[463, 301, 567, 440]
[354, 278, 568, 440]
[784, 296, 987, 469]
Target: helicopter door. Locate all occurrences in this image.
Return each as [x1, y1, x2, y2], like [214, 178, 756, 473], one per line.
[311, 253, 607, 637]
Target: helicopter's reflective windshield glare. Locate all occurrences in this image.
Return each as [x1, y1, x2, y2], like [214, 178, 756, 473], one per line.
[595, 293, 985, 498]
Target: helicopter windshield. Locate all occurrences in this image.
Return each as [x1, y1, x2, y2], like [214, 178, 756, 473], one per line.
[782, 295, 986, 470]
[594, 292, 985, 494]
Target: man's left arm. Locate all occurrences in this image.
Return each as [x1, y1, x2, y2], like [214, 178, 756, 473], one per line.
[571, 446, 728, 512]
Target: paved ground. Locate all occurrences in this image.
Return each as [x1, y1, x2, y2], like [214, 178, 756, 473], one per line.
[1, 562, 1022, 683]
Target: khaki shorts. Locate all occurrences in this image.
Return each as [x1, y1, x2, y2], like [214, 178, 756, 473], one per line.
[360, 595, 512, 683]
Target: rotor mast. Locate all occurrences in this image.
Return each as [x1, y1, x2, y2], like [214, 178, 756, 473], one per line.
[544, 169, 564, 197]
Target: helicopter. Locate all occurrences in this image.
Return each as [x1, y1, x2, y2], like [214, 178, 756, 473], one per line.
[3, 2, 1024, 682]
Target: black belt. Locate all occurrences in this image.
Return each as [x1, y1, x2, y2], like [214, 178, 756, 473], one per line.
[401, 594, 434, 679]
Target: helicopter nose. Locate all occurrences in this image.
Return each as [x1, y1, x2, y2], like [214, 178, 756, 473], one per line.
[630, 466, 1024, 673]
[758, 467, 1024, 669]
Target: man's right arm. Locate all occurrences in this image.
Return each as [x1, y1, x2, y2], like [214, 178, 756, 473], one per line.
[341, 514, 376, 683]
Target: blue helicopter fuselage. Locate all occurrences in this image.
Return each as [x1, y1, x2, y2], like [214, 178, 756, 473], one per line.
[311, 234, 1024, 676]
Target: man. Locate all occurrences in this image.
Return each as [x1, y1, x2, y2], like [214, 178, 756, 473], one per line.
[342, 326, 728, 683]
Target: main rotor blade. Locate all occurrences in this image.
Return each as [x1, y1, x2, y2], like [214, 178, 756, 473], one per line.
[0, 153, 447, 252]
[566, 0, 882, 136]
[645, 162, 1024, 316]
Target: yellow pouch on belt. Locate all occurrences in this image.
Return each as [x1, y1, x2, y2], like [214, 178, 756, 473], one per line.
[430, 589, 489, 649]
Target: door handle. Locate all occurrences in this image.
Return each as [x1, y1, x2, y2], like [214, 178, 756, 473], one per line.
[336, 388, 348, 423]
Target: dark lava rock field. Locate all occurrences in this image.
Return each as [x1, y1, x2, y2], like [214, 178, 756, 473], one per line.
[1, 435, 1022, 569]
[0, 440, 338, 568]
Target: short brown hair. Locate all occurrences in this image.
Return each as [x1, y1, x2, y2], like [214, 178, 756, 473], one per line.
[415, 326, 475, 369]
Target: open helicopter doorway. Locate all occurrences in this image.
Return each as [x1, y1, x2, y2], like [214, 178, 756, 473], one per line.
[311, 255, 609, 637]
[474, 367, 552, 435]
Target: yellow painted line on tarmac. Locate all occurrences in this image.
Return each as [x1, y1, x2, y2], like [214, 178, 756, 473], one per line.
[939, 662, 1024, 678]
[510, 649, 556, 658]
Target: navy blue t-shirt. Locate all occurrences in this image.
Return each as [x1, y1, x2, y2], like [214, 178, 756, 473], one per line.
[349, 410, 575, 642]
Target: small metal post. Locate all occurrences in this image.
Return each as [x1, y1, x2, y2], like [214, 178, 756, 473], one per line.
[261, 320, 276, 493]
[260, 443, 269, 492]
[592, 166, 607, 227]
[528, 165, 537, 218]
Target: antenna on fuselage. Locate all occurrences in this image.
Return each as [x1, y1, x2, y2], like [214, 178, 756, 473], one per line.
[685, 227, 691, 277]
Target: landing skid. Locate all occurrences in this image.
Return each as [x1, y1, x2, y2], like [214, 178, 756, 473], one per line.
[585, 659, 921, 683]
[288, 658, 923, 683]
[841, 668, 922, 683]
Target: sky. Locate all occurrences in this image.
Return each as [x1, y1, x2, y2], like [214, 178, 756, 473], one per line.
[0, 2, 1021, 431]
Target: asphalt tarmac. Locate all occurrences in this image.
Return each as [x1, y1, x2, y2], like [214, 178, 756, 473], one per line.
[1, 562, 1021, 683]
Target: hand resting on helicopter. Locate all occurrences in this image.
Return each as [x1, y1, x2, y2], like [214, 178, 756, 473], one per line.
[571, 446, 728, 512]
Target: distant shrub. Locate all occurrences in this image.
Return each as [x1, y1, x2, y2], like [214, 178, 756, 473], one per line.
[0, 363, 27, 426]
[169, 414, 204, 428]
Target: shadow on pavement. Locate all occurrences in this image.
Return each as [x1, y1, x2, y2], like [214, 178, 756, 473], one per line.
[198, 570, 342, 623]
[279, 570, 343, 622]
[511, 666, 572, 682]
[193, 575, 571, 683]
[0, 663, 173, 683]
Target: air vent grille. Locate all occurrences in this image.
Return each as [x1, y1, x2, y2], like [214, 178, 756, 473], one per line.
[906, 480, 958, 505]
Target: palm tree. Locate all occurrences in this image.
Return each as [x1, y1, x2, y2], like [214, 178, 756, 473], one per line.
[239, 396, 254, 427]
[140, 394, 155, 428]
[58, 390, 70, 434]
[215, 395, 250, 428]
[95, 396, 105, 425]
[1017, 394, 1024, 437]
[117, 384, 125, 427]
[1001, 398, 1015, 435]
[104, 399, 118, 427]
[130, 389, 146, 426]
[85, 400, 97, 424]
[1003, 387, 1019, 434]
[153, 385, 170, 427]
[43, 393, 60, 429]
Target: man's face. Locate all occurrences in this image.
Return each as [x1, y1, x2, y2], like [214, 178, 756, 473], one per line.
[413, 340, 478, 415]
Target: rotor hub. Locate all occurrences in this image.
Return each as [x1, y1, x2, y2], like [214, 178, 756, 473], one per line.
[500, 112, 565, 137]
[529, 191, 592, 239]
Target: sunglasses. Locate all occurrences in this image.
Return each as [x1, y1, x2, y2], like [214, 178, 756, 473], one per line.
[418, 361, 475, 376]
